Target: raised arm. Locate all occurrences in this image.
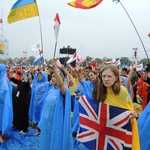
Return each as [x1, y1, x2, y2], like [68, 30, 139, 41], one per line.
[67, 63, 78, 78]
[61, 65, 73, 85]
[127, 64, 141, 90]
[51, 59, 66, 95]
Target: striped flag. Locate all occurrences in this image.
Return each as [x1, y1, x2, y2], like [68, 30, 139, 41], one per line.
[7, 0, 39, 24]
[32, 51, 44, 65]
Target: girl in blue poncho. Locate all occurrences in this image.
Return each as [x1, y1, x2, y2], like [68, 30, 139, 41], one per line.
[0, 64, 13, 143]
[38, 59, 73, 150]
[29, 70, 49, 135]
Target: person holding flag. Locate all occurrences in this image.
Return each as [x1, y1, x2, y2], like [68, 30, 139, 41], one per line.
[74, 65, 140, 150]
[10, 69, 31, 133]
[96, 65, 140, 150]
[38, 59, 73, 150]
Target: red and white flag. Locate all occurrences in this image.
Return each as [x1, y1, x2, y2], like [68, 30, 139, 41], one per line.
[81, 56, 87, 63]
[66, 46, 82, 64]
[54, 13, 61, 40]
[104, 58, 120, 66]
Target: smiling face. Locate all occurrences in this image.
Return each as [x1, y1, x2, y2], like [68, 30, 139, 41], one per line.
[88, 71, 97, 82]
[101, 69, 118, 88]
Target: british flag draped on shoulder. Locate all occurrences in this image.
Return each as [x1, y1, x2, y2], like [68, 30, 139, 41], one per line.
[77, 96, 135, 150]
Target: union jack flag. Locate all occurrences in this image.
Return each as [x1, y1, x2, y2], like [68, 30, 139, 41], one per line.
[77, 96, 135, 150]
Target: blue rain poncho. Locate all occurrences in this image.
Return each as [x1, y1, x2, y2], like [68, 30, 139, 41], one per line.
[38, 87, 73, 150]
[0, 64, 13, 135]
[29, 71, 49, 124]
[137, 102, 150, 150]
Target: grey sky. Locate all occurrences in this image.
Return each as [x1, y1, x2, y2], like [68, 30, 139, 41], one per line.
[1, 0, 150, 60]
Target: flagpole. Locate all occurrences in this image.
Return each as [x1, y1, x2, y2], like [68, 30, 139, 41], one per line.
[118, 0, 150, 63]
[53, 41, 57, 58]
[38, 15, 45, 70]
[34, 0, 44, 69]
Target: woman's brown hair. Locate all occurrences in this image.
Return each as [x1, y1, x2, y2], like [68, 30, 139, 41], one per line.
[97, 65, 120, 102]
[88, 70, 100, 100]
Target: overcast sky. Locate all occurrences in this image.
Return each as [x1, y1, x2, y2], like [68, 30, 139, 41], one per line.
[0, 0, 150, 60]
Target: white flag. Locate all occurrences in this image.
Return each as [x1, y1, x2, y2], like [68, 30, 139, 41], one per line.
[54, 13, 61, 40]
[31, 40, 41, 52]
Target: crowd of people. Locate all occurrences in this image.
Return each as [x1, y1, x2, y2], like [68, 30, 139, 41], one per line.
[0, 58, 150, 149]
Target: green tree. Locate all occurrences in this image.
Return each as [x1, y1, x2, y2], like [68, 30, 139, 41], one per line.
[120, 57, 132, 66]
[139, 58, 149, 65]
[28, 56, 35, 64]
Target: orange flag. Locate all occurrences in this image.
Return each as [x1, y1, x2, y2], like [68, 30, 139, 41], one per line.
[68, 0, 103, 9]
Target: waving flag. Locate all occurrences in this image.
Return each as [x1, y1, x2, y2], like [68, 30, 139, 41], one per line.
[81, 56, 87, 63]
[68, 0, 103, 9]
[31, 40, 41, 52]
[104, 58, 120, 66]
[66, 46, 82, 64]
[54, 13, 61, 40]
[32, 51, 44, 65]
[7, 0, 39, 24]
[66, 52, 77, 64]
[77, 96, 134, 150]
